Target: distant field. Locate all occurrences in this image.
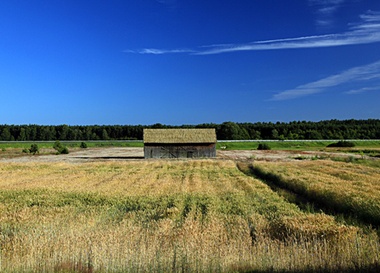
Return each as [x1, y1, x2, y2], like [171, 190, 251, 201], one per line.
[0, 140, 144, 149]
[0, 160, 379, 272]
[0, 141, 144, 158]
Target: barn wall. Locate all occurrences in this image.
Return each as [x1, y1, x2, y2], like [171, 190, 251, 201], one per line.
[144, 143, 216, 159]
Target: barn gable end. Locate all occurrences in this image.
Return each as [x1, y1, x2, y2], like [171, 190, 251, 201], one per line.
[143, 129, 216, 159]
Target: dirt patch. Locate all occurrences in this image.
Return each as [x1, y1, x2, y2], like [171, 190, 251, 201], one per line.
[217, 149, 363, 161]
[0, 147, 144, 163]
[0, 147, 367, 163]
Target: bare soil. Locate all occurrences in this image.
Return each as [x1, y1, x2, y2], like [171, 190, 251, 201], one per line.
[0, 147, 366, 163]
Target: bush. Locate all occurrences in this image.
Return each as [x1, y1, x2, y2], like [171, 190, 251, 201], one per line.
[327, 141, 355, 148]
[60, 146, 69, 154]
[53, 140, 69, 154]
[80, 142, 88, 148]
[257, 143, 271, 150]
[29, 144, 39, 155]
[53, 140, 62, 151]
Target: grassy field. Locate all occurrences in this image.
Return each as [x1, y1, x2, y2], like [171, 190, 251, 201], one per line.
[0, 141, 144, 158]
[1, 140, 380, 161]
[0, 160, 379, 272]
[0, 141, 144, 150]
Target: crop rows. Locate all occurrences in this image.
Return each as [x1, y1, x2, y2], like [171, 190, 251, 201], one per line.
[252, 160, 380, 226]
[0, 160, 379, 272]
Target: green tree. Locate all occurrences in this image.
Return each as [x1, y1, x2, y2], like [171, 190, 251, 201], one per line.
[101, 129, 110, 140]
[0, 128, 12, 141]
[27, 126, 38, 140]
[58, 125, 69, 140]
[219, 122, 249, 140]
[18, 128, 27, 141]
[271, 129, 279, 140]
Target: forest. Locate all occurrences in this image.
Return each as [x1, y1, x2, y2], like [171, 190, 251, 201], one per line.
[0, 119, 379, 141]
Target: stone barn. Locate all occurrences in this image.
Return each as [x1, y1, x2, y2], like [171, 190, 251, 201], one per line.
[143, 128, 217, 159]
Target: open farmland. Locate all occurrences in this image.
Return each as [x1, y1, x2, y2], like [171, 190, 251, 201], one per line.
[0, 159, 379, 272]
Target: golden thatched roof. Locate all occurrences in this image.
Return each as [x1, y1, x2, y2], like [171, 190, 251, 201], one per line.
[143, 129, 216, 144]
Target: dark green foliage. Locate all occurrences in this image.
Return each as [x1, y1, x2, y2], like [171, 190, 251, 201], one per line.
[0, 127, 13, 141]
[80, 142, 88, 148]
[53, 140, 62, 151]
[257, 143, 271, 150]
[327, 141, 356, 148]
[0, 119, 379, 141]
[218, 121, 250, 140]
[29, 144, 39, 155]
[60, 146, 69, 154]
[53, 140, 69, 154]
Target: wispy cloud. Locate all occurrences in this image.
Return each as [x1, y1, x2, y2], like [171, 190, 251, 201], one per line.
[271, 60, 380, 100]
[124, 48, 194, 55]
[309, 0, 345, 28]
[345, 86, 380, 95]
[194, 10, 380, 55]
[125, 10, 380, 55]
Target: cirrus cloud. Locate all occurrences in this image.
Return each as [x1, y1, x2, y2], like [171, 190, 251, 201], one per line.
[271, 60, 380, 100]
[125, 10, 380, 55]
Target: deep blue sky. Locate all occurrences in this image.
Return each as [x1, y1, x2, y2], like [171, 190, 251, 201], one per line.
[1, 0, 380, 125]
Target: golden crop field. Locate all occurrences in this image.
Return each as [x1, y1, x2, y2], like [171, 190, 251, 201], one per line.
[0, 160, 379, 272]
[253, 160, 380, 226]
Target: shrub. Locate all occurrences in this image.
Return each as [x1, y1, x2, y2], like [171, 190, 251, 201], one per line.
[53, 140, 62, 151]
[257, 143, 271, 150]
[327, 141, 355, 148]
[60, 146, 69, 154]
[80, 142, 88, 149]
[53, 140, 69, 154]
[29, 144, 39, 155]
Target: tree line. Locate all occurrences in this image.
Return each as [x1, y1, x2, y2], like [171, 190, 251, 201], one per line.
[0, 119, 379, 141]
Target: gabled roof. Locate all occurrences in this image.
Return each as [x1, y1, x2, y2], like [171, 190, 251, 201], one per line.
[143, 128, 217, 144]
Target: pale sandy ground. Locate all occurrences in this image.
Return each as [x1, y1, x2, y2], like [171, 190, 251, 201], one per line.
[0, 147, 367, 163]
[217, 149, 366, 161]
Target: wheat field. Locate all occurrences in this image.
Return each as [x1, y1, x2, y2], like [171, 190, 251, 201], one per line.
[253, 160, 380, 226]
[0, 160, 379, 272]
